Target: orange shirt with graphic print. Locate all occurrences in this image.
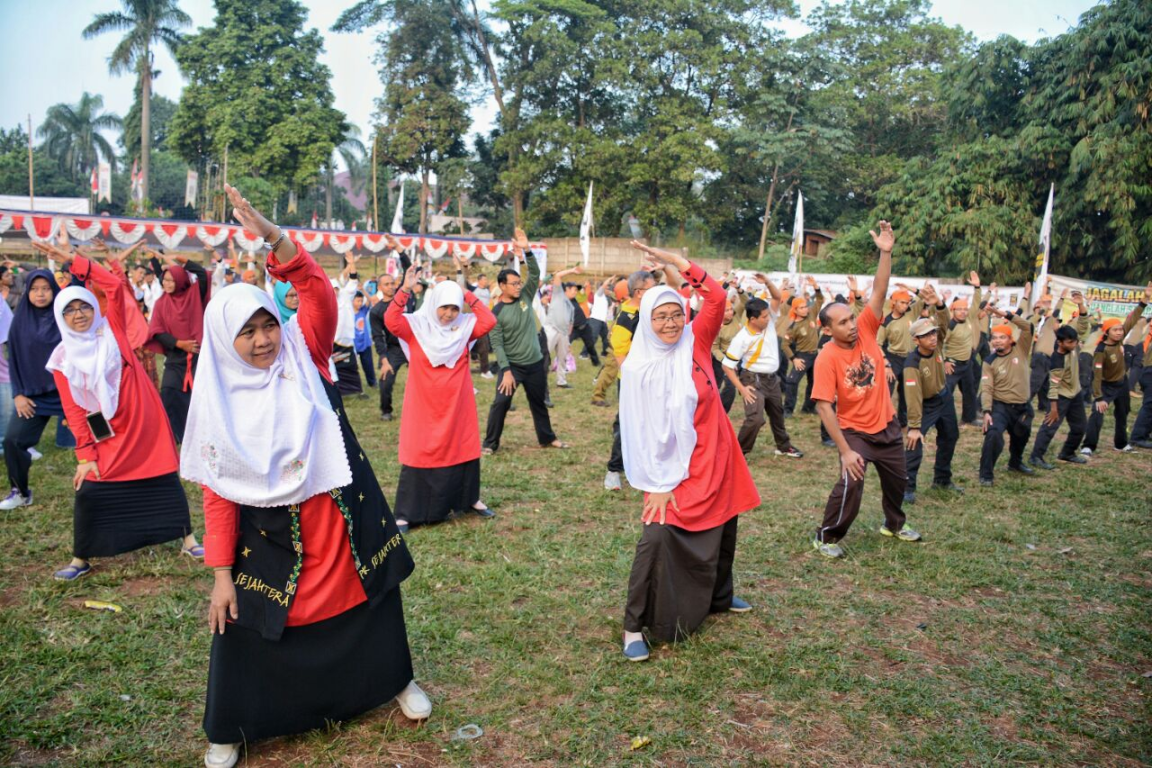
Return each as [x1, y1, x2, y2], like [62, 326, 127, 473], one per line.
[811, 305, 895, 434]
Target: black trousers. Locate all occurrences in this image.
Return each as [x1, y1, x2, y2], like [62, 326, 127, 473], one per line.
[378, 347, 408, 416]
[784, 352, 817, 414]
[711, 357, 737, 414]
[5, 413, 55, 495]
[473, 334, 491, 374]
[818, 418, 907, 543]
[904, 393, 959, 491]
[589, 318, 611, 355]
[1030, 352, 1051, 412]
[886, 352, 909, 426]
[1032, 392, 1087, 460]
[569, 323, 601, 366]
[357, 347, 377, 388]
[1128, 368, 1152, 442]
[1124, 344, 1143, 392]
[483, 359, 557, 451]
[946, 358, 979, 424]
[1084, 379, 1130, 451]
[980, 400, 1034, 481]
[608, 409, 624, 473]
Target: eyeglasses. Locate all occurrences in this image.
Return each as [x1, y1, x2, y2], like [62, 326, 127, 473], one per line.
[651, 311, 685, 326]
[504, 280, 523, 288]
[62, 304, 94, 318]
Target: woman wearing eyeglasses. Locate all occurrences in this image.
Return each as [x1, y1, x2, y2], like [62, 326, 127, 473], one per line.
[618, 242, 761, 662]
[45, 253, 199, 581]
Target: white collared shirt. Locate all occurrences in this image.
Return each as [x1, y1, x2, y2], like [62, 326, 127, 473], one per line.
[723, 317, 780, 375]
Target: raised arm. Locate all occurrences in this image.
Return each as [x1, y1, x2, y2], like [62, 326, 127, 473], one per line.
[385, 266, 417, 341]
[867, 221, 895, 319]
[631, 240, 723, 349]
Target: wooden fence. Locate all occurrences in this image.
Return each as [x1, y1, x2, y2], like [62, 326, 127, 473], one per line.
[544, 237, 732, 278]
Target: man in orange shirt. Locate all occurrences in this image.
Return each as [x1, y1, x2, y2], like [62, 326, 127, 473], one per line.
[810, 222, 922, 559]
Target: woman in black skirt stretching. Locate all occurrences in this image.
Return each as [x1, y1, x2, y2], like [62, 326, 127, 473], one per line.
[46, 253, 200, 581]
[144, 251, 209, 442]
[185, 185, 429, 768]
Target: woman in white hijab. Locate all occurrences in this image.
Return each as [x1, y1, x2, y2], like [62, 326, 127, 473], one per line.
[188, 185, 430, 768]
[618, 242, 761, 662]
[386, 265, 498, 531]
[46, 252, 198, 582]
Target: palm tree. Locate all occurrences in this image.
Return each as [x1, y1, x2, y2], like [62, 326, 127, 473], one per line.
[326, 126, 367, 226]
[83, 0, 190, 204]
[37, 92, 123, 180]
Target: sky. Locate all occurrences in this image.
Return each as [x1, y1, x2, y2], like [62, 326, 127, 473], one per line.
[0, 0, 1101, 168]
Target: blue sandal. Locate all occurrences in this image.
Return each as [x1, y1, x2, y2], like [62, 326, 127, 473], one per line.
[182, 544, 206, 560]
[54, 563, 92, 581]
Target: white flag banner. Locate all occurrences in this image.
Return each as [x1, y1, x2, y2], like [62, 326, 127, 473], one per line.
[1034, 183, 1054, 296]
[184, 170, 198, 207]
[788, 191, 804, 281]
[391, 180, 405, 234]
[579, 181, 594, 267]
[97, 162, 112, 203]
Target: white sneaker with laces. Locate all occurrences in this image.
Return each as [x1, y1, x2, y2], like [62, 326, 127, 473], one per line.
[0, 489, 31, 510]
[204, 742, 240, 768]
[604, 471, 622, 491]
[395, 680, 432, 721]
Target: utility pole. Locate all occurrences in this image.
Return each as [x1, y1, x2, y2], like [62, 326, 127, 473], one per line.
[27, 114, 34, 211]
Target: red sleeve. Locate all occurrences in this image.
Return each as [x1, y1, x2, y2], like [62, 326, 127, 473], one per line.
[202, 486, 240, 568]
[467, 291, 496, 339]
[857, 305, 880, 342]
[811, 348, 837, 404]
[385, 289, 414, 341]
[53, 370, 98, 462]
[266, 244, 336, 379]
[70, 256, 139, 359]
[683, 262, 724, 353]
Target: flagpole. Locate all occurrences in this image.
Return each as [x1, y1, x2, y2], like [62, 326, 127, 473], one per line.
[372, 133, 379, 234]
[27, 114, 34, 211]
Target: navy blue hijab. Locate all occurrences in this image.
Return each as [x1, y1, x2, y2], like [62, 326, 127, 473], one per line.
[10, 269, 62, 397]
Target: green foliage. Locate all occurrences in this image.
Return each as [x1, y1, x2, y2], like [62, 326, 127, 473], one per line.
[122, 88, 178, 157]
[0, 126, 89, 198]
[83, 0, 190, 76]
[35, 92, 122, 180]
[169, 0, 347, 189]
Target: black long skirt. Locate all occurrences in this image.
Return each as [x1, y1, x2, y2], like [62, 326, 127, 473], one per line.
[74, 472, 191, 559]
[203, 587, 413, 744]
[623, 516, 738, 643]
[393, 459, 480, 527]
[333, 344, 363, 395]
[160, 386, 191, 444]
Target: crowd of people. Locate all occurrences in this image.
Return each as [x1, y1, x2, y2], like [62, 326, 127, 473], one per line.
[2, 189, 1149, 767]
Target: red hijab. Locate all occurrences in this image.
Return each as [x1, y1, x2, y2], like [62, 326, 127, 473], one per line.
[144, 265, 208, 353]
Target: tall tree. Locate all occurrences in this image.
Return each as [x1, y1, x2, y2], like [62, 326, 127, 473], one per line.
[83, 0, 190, 204]
[169, 0, 348, 198]
[121, 87, 178, 158]
[36, 92, 123, 180]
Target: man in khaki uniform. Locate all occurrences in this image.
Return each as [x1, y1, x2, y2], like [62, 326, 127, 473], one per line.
[878, 288, 920, 426]
[944, 272, 984, 425]
[782, 278, 824, 416]
[1029, 324, 1089, 469]
[979, 307, 1036, 486]
[1083, 286, 1151, 454]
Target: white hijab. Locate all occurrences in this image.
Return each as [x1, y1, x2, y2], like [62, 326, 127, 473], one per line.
[179, 284, 352, 507]
[45, 286, 123, 419]
[399, 280, 477, 368]
[620, 286, 699, 493]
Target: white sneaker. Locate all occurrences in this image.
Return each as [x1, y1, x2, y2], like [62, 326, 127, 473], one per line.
[1079, 447, 1092, 456]
[1115, 444, 1134, 453]
[480, 371, 495, 380]
[604, 471, 622, 491]
[0, 489, 32, 510]
[204, 742, 240, 768]
[394, 680, 432, 721]
[27, 447, 42, 461]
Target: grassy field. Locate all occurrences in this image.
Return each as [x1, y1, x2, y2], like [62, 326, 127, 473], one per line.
[1, 358, 1150, 767]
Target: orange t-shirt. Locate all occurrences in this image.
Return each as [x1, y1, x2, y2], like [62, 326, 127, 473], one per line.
[812, 305, 895, 434]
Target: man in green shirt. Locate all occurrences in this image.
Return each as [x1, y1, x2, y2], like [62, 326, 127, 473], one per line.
[482, 230, 568, 454]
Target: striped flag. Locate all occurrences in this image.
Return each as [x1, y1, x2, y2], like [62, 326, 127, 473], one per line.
[1034, 184, 1054, 296]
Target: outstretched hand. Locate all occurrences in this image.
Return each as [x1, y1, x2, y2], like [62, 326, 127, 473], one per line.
[869, 220, 895, 253]
[225, 184, 277, 240]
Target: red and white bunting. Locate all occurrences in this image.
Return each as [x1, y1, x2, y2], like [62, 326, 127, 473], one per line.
[329, 233, 357, 254]
[24, 215, 61, 243]
[423, 237, 449, 260]
[293, 230, 325, 253]
[453, 241, 478, 259]
[361, 233, 388, 253]
[397, 236, 415, 250]
[233, 228, 265, 252]
[65, 217, 103, 241]
[0, 213, 16, 235]
[479, 242, 509, 262]
[109, 219, 147, 244]
[153, 223, 188, 250]
[196, 225, 229, 247]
